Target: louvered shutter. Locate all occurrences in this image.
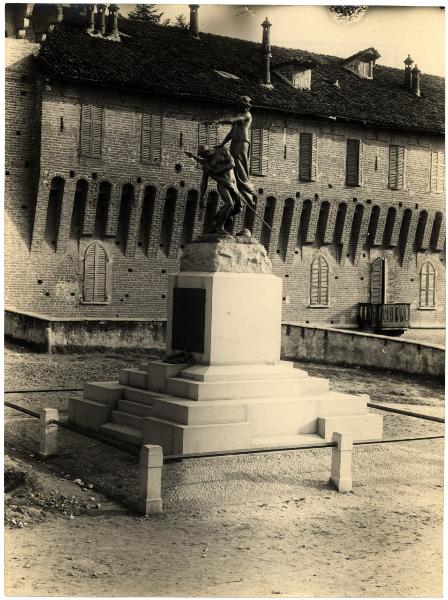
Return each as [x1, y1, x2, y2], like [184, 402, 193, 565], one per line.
[346, 139, 360, 186]
[94, 244, 107, 302]
[151, 114, 162, 162]
[84, 243, 108, 302]
[92, 106, 103, 157]
[261, 129, 269, 176]
[80, 104, 93, 156]
[389, 145, 405, 190]
[251, 127, 262, 175]
[397, 146, 405, 190]
[299, 133, 316, 181]
[310, 133, 318, 181]
[370, 258, 384, 304]
[84, 244, 95, 302]
[141, 114, 163, 163]
[319, 257, 329, 304]
[208, 124, 217, 148]
[431, 151, 445, 192]
[141, 114, 152, 163]
[310, 259, 320, 305]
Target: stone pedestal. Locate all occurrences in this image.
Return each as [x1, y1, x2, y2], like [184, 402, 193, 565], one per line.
[69, 234, 383, 455]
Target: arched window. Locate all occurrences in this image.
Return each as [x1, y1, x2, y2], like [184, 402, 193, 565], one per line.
[420, 261, 435, 308]
[82, 242, 110, 303]
[310, 255, 329, 306]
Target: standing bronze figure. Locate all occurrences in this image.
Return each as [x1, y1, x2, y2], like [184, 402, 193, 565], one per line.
[210, 95, 257, 207]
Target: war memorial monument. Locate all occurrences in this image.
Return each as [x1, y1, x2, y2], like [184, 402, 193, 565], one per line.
[68, 97, 383, 455]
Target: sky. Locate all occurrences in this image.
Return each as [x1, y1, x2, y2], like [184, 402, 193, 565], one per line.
[119, 4, 444, 76]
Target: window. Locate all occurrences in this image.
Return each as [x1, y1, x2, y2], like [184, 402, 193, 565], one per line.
[299, 132, 317, 181]
[83, 242, 110, 303]
[360, 61, 373, 78]
[346, 139, 363, 186]
[370, 257, 387, 304]
[389, 145, 406, 190]
[310, 256, 329, 306]
[420, 261, 435, 308]
[431, 151, 445, 193]
[80, 104, 103, 158]
[292, 69, 311, 90]
[141, 113, 163, 163]
[250, 127, 269, 176]
[198, 122, 217, 151]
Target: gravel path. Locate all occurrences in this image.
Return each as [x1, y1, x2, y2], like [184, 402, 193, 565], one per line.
[4, 342, 444, 597]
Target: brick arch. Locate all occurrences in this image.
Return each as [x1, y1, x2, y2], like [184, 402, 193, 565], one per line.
[430, 211, 443, 252]
[382, 206, 397, 247]
[180, 189, 199, 248]
[366, 205, 381, 248]
[414, 210, 429, 252]
[159, 187, 178, 256]
[277, 197, 294, 260]
[297, 198, 313, 245]
[69, 178, 89, 245]
[332, 201, 347, 245]
[316, 200, 331, 245]
[260, 196, 276, 251]
[115, 183, 135, 254]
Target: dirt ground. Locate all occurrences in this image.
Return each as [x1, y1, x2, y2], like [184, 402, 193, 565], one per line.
[4, 342, 445, 597]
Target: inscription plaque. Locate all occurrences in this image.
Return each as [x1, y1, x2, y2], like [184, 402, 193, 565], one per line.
[171, 287, 206, 353]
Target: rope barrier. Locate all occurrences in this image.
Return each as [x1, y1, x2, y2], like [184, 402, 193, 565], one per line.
[367, 402, 445, 423]
[5, 387, 83, 394]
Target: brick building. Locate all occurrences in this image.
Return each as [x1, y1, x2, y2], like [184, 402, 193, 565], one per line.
[5, 4, 445, 348]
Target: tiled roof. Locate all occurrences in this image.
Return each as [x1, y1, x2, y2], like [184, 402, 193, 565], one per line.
[36, 18, 444, 133]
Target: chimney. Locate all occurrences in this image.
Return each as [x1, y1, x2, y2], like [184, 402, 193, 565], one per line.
[87, 4, 96, 32]
[97, 4, 108, 35]
[412, 64, 421, 97]
[261, 17, 272, 85]
[108, 4, 119, 37]
[189, 5, 199, 39]
[404, 54, 413, 89]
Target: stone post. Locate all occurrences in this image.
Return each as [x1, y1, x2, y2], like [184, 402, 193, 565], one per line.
[39, 408, 59, 458]
[138, 444, 163, 515]
[329, 432, 353, 492]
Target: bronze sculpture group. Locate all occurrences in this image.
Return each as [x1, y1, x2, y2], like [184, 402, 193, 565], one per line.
[185, 95, 263, 236]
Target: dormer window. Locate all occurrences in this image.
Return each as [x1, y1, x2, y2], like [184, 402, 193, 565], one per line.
[360, 61, 373, 79]
[343, 47, 380, 80]
[273, 58, 318, 91]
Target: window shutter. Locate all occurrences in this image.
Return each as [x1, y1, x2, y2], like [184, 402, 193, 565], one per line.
[310, 256, 329, 305]
[431, 151, 445, 192]
[346, 139, 360, 186]
[300, 133, 317, 181]
[261, 129, 269, 176]
[80, 104, 93, 156]
[420, 262, 435, 308]
[84, 243, 108, 303]
[371, 258, 384, 304]
[198, 123, 217, 149]
[83, 244, 95, 302]
[397, 146, 405, 190]
[94, 244, 107, 302]
[251, 127, 262, 175]
[151, 114, 162, 163]
[389, 145, 405, 190]
[92, 106, 103, 157]
[141, 114, 152, 163]
[141, 114, 163, 163]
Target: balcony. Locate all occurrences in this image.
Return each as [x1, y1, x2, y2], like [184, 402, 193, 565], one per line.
[358, 303, 410, 333]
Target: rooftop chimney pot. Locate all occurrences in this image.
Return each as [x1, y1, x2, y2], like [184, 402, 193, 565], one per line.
[261, 17, 272, 85]
[404, 54, 414, 90]
[412, 64, 421, 97]
[189, 5, 200, 39]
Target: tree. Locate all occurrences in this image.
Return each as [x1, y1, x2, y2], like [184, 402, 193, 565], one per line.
[173, 14, 188, 29]
[127, 4, 170, 25]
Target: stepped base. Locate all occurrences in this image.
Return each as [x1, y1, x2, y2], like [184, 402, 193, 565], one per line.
[69, 359, 383, 456]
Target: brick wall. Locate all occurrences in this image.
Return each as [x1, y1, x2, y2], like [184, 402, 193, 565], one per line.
[5, 72, 445, 329]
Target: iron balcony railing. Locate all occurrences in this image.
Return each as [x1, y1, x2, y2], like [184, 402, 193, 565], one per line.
[358, 302, 411, 331]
